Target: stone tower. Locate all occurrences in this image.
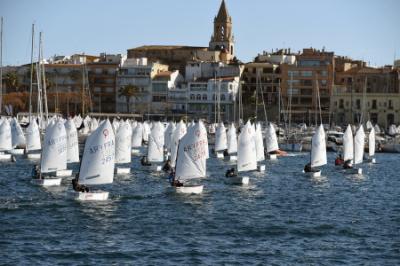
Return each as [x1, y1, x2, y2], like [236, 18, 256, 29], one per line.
[209, 0, 235, 61]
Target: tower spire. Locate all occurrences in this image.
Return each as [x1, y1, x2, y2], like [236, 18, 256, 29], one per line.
[216, 0, 230, 22]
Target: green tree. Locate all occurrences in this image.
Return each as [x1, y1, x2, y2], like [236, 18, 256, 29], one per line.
[5, 71, 19, 92]
[118, 84, 140, 113]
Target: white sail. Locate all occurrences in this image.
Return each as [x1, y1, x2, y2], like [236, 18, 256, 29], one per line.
[115, 121, 132, 164]
[26, 119, 41, 151]
[343, 125, 354, 162]
[131, 122, 143, 148]
[214, 122, 227, 152]
[265, 123, 279, 153]
[90, 118, 99, 132]
[79, 120, 115, 185]
[170, 120, 187, 167]
[65, 118, 79, 163]
[255, 123, 265, 161]
[366, 120, 373, 130]
[388, 124, 397, 135]
[40, 119, 67, 173]
[112, 119, 120, 132]
[142, 122, 151, 142]
[310, 124, 327, 168]
[175, 121, 208, 182]
[11, 118, 26, 148]
[237, 121, 257, 172]
[147, 122, 165, 163]
[354, 125, 365, 165]
[164, 122, 175, 151]
[0, 118, 12, 151]
[369, 127, 375, 157]
[227, 123, 237, 154]
[73, 115, 83, 129]
[374, 124, 381, 134]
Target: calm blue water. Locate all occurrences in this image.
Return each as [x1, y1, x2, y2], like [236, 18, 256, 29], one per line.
[1, 151, 399, 265]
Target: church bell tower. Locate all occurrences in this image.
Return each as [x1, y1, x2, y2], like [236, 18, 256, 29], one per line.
[209, 0, 235, 61]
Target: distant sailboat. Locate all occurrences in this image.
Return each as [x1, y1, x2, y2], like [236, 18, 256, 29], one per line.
[0, 118, 13, 161]
[74, 119, 115, 201]
[265, 123, 283, 160]
[146, 121, 165, 171]
[304, 124, 327, 177]
[214, 122, 227, 158]
[368, 127, 376, 163]
[10, 117, 26, 155]
[65, 118, 79, 164]
[115, 120, 132, 174]
[352, 125, 365, 175]
[255, 122, 266, 171]
[173, 121, 208, 194]
[226, 120, 256, 185]
[131, 122, 143, 154]
[31, 118, 68, 186]
[170, 120, 187, 168]
[25, 118, 41, 159]
[226, 123, 238, 161]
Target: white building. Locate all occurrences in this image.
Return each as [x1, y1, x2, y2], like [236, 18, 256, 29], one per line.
[116, 57, 168, 114]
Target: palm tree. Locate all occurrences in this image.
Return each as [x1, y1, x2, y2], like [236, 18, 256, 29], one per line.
[5, 71, 19, 92]
[118, 84, 140, 113]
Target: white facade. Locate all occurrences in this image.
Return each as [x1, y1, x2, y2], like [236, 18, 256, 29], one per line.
[185, 61, 241, 82]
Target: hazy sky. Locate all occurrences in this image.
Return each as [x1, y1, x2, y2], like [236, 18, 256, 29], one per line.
[1, 0, 399, 66]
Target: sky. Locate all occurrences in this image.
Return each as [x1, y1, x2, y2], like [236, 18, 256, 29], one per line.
[1, 0, 399, 67]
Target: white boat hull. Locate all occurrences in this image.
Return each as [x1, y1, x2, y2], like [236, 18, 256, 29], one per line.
[31, 178, 62, 187]
[131, 148, 141, 155]
[10, 149, 25, 155]
[150, 165, 162, 172]
[27, 153, 41, 160]
[76, 191, 109, 201]
[303, 170, 321, 178]
[257, 164, 266, 172]
[268, 154, 277, 160]
[216, 152, 224, 159]
[368, 158, 376, 164]
[0, 153, 12, 161]
[56, 169, 73, 177]
[116, 167, 131, 174]
[175, 185, 203, 194]
[225, 176, 249, 185]
[229, 155, 237, 162]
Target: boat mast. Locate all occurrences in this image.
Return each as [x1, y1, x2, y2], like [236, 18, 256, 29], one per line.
[39, 32, 48, 121]
[29, 24, 35, 122]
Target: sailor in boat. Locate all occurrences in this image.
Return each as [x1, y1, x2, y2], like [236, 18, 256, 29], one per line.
[303, 162, 319, 173]
[223, 149, 229, 157]
[169, 171, 183, 187]
[225, 167, 237, 177]
[343, 160, 353, 169]
[162, 159, 172, 173]
[11, 155, 17, 162]
[268, 149, 287, 156]
[72, 175, 89, 193]
[31, 165, 42, 179]
[335, 152, 344, 165]
[140, 155, 152, 166]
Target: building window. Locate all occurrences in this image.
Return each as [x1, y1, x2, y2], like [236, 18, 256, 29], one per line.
[152, 95, 166, 102]
[196, 94, 201, 100]
[190, 94, 195, 100]
[321, 80, 327, 86]
[372, 100, 377, 109]
[356, 99, 361, 109]
[388, 100, 393, 109]
[221, 94, 226, 101]
[301, 71, 313, 77]
[339, 99, 344, 108]
[202, 94, 207, 100]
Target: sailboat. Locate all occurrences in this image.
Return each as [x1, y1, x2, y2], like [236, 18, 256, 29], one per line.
[74, 119, 115, 201]
[164, 121, 175, 158]
[115, 120, 132, 174]
[173, 121, 207, 194]
[352, 125, 365, 175]
[226, 123, 238, 161]
[25, 118, 42, 159]
[10, 117, 26, 155]
[342, 124, 354, 167]
[31, 118, 68, 186]
[304, 124, 327, 177]
[142, 121, 151, 145]
[227, 120, 257, 185]
[131, 122, 143, 155]
[265, 123, 281, 160]
[368, 127, 376, 163]
[65, 118, 79, 164]
[0, 118, 13, 161]
[214, 122, 227, 158]
[147, 121, 165, 171]
[255, 122, 266, 172]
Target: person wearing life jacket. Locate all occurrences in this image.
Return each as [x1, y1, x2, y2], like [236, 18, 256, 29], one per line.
[343, 160, 353, 169]
[225, 167, 237, 177]
[72, 175, 89, 193]
[31, 165, 42, 179]
[335, 153, 344, 165]
[162, 159, 172, 173]
[169, 171, 183, 187]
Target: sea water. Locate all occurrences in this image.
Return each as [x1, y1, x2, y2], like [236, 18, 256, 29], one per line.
[1, 152, 399, 265]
